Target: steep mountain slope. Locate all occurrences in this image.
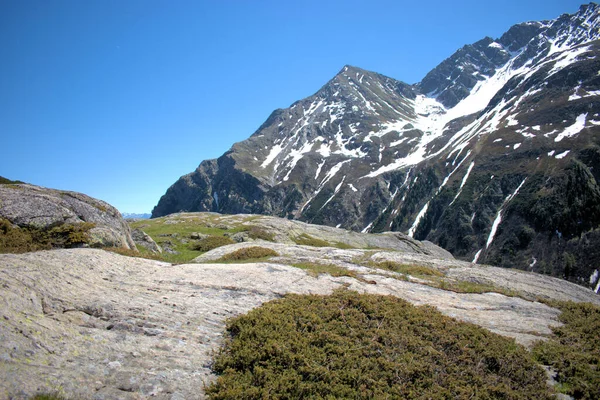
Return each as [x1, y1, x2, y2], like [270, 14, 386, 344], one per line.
[154, 4, 600, 288]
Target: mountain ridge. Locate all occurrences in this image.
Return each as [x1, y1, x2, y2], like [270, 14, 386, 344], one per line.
[153, 3, 600, 289]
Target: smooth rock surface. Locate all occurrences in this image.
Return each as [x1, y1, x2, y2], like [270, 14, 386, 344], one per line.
[1, 247, 598, 399]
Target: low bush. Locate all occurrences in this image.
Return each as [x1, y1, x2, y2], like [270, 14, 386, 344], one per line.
[190, 235, 235, 252]
[48, 222, 95, 247]
[219, 246, 278, 261]
[0, 175, 24, 184]
[532, 301, 600, 399]
[206, 290, 552, 399]
[28, 393, 68, 400]
[0, 219, 95, 253]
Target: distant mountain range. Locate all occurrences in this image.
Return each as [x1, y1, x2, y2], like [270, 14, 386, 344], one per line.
[153, 4, 600, 289]
[122, 212, 151, 219]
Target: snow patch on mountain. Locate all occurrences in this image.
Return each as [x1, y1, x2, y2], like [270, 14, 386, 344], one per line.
[282, 141, 315, 181]
[555, 113, 588, 142]
[450, 161, 475, 206]
[484, 178, 528, 250]
[549, 45, 593, 76]
[261, 144, 284, 168]
[408, 202, 429, 237]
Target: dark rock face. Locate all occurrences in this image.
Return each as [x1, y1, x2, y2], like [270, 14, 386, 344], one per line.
[418, 37, 512, 108]
[154, 4, 600, 288]
[0, 183, 136, 249]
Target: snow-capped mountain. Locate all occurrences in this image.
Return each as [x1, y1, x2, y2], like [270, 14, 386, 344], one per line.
[154, 3, 600, 287]
[122, 212, 151, 220]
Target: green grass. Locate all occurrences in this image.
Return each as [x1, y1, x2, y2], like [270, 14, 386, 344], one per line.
[292, 233, 332, 247]
[532, 301, 600, 399]
[129, 215, 256, 263]
[369, 261, 522, 297]
[331, 241, 355, 249]
[218, 246, 278, 261]
[434, 279, 520, 297]
[292, 262, 359, 279]
[371, 260, 445, 277]
[130, 214, 252, 238]
[103, 246, 162, 261]
[190, 235, 235, 252]
[206, 290, 552, 399]
[291, 233, 355, 249]
[128, 215, 357, 263]
[151, 248, 203, 264]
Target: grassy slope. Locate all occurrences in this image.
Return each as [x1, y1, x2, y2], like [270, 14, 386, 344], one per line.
[129, 214, 255, 263]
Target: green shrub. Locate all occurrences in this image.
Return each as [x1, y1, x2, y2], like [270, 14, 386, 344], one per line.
[293, 233, 331, 247]
[0, 219, 37, 252]
[47, 222, 95, 247]
[0, 175, 24, 184]
[29, 393, 68, 400]
[219, 246, 278, 261]
[190, 235, 235, 252]
[0, 219, 95, 253]
[532, 301, 600, 399]
[206, 290, 552, 399]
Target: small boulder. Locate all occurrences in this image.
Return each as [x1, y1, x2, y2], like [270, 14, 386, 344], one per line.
[231, 232, 253, 243]
[131, 229, 162, 254]
[161, 241, 179, 254]
[190, 232, 210, 240]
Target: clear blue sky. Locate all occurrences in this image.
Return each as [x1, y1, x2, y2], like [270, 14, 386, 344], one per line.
[0, 0, 589, 213]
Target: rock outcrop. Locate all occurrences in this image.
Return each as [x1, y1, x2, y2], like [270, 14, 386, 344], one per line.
[0, 183, 136, 250]
[1, 245, 598, 399]
[154, 212, 453, 259]
[131, 228, 162, 254]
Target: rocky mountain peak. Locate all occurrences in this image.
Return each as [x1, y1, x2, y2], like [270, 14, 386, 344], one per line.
[545, 2, 600, 47]
[153, 4, 600, 290]
[497, 22, 544, 52]
[418, 37, 511, 108]
[419, 3, 600, 108]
